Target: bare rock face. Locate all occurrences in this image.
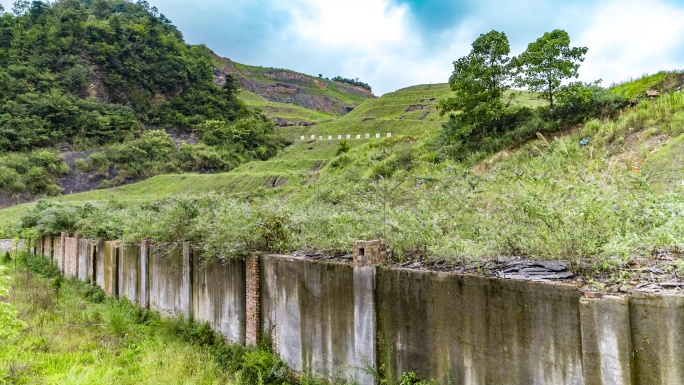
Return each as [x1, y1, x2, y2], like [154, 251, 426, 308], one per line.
[211, 55, 374, 115]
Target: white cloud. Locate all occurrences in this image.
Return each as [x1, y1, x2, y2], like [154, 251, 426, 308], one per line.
[577, 0, 684, 85]
[288, 0, 409, 51]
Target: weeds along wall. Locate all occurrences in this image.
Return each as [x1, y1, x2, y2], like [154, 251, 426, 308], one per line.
[26, 235, 684, 385]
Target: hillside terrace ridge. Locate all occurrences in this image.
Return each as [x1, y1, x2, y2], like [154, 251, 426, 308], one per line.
[299, 133, 392, 140]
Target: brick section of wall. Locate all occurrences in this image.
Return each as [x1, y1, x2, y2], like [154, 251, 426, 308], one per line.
[353, 240, 387, 267]
[246, 254, 261, 346]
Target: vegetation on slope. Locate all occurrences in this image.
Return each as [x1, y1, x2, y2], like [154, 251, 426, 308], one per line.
[0, 0, 285, 199]
[3, 25, 684, 281]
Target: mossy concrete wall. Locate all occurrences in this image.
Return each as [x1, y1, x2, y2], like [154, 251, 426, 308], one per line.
[24, 239, 684, 385]
[376, 267, 584, 385]
[193, 256, 246, 343]
[43, 236, 52, 262]
[77, 239, 96, 283]
[102, 241, 118, 296]
[149, 247, 185, 316]
[630, 294, 684, 384]
[63, 237, 79, 278]
[52, 236, 61, 268]
[119, 243, 141, 304]
[580, 296, 633, 385]
[260, 255, 375, 383]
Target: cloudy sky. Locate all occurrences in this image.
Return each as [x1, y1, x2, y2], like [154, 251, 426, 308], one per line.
[3, 0, 684, 95]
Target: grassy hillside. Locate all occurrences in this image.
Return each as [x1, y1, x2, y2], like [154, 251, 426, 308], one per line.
[4, 74, 684, 275]
[0, 0, 286, 200]
[0, 84, 567, 225]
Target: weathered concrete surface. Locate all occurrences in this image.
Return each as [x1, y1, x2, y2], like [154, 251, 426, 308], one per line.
[630, 294, 684, 385]
[149, 247, 184, 316]
[193, 256, 246, 343]
[0, 239, 26, 254]
[260, 255, 362, 383]
[181, 242, 192, 318]
[376, 267, 584, 385]
[580, 296, 633, 385]
[353, 266, 376, 385]
[94, 240, 105, 288]
[77, 239, 96, 283]
[53, 236, 62, 271]
[43, 236, 52, 261]
[102, 241, 119, 296]
[140, 240, 149, 309]
[119, 243, 141, 303]
[64, 237, 79, 278]
[35, 237, 44, 256]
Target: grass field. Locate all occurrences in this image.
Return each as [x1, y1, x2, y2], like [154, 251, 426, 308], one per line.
[0, 256, 348, 385]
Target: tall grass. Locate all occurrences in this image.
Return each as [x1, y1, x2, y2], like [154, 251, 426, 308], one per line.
[1, 256, 356, 385]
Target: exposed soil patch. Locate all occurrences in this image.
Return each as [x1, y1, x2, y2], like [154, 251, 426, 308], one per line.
[264, 175, 288, 188]
[310, 161, 324, 171]
[405, 104, 426, 112]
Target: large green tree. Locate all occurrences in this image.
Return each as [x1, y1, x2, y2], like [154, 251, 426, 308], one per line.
[515, 29, 587, 108]
[439, 30, 513, 135]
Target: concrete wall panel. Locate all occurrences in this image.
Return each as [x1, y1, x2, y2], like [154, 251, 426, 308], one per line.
[102, 241, 119, 296]
[260, 255, 362, 383]
[149, 247, 184, 316]
[64, 237, 79, 278]
[52, 236, 62, 271]
[119, 243, 141, 303]
[193, 256, 246, 344]
[376, 268, 584, 385]
[77, 239, 94, 282]
[580, 296, 633, 385]
[630, 294, 684, 385]
[43, 236, 52, 262]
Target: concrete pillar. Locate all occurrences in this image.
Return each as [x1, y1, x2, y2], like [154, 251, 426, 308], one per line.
[60, 232, 67, 275]
[74, 233, 82, 279]
[580, 295, 633, 385]
[353, 265, 377, 385]
[181, 241, 192, 319]
[246, 254, 260, 346]
[140, 239, 150, 309]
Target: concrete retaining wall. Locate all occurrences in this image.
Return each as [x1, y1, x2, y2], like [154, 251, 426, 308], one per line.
[63, 237, 79, 278]
[102, 241, 118, 296]
[23, 237, 684, 385]
[260, 255, 374, 383]
[53, 236, 62, 272]
[119, 243, 141, 303]
[377, 268, 584, 385]
[0, 239, 24, 254]
[193, 256, 246, 343]
[630, 294, 684, 384]
[149, 246, 184, 316]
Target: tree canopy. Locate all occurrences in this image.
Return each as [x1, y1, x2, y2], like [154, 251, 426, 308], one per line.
[439, 30, 513, 135]
[0, 0, 257, 152]
[514, 29, 588, 107]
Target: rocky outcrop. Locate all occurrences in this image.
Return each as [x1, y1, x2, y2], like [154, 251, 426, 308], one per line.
[211, 55, 374, 116]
